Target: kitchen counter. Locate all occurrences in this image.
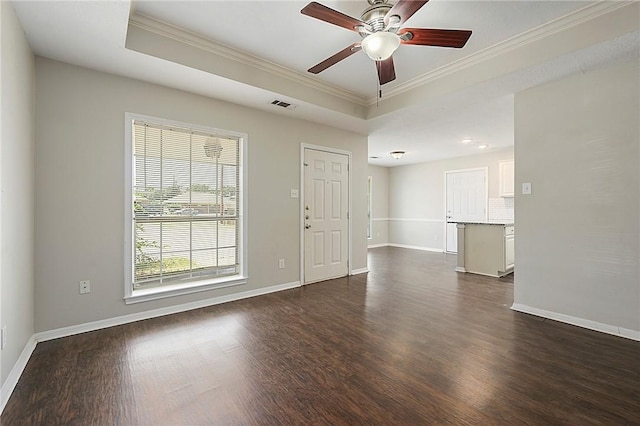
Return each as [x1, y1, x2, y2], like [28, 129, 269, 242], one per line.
[453, 222, 514, 277]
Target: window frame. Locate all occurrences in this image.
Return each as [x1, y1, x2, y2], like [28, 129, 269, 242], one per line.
[124, 113, 248, 304]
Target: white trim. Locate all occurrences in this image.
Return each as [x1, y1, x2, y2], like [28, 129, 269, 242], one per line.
[454, 267, 467, 273]
[1, 335, 37, 414]
[38, 281, 301, 343]
[131, 3, 627, 109]
[371, 217, 388, 222]
[368, 243, 389, 249]
[129, 13, 364, 106]
[386, 218, 445, 223]
[300, 144, 352, 285]
[125, 276, 248, 304]
[367, 2, 630, 104]
[123, 112, 249, 302]
[350, 267, 369, 275]
[388, 244, 444, 253]
[511, 304, 640, 342]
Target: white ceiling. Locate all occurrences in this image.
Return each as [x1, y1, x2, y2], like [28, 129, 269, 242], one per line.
[11, 0, 639, 166]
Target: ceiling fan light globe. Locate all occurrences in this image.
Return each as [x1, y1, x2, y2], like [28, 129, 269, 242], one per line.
[361, 31, 400, 61]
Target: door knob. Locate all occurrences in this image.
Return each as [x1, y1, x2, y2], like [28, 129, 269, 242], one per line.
[305, 225, 311, 229]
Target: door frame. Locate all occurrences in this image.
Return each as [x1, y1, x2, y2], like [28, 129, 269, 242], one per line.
[443, 167, 488, 253]
[300, 143, 352, 285]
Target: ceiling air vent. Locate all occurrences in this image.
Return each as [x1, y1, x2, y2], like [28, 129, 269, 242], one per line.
[270, 99, 296, 109]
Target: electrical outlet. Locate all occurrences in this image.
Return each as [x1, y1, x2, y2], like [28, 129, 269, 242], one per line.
[79, 280, 91, 294]
[1, 326, 6, 350]
[279, 259, 285, 269]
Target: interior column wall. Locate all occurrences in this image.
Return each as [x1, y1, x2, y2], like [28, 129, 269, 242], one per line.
[513, 58, 639, 335]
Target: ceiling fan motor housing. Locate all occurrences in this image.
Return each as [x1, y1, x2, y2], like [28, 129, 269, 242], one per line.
[361, 0, 393, 32]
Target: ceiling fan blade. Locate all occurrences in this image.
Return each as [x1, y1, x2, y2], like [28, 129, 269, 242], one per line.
[376, 56, 396, 85]
[301, 2, 364, 32]
[308, 43, 362, 74]
[400, 28, 472, 48]
[385, 0, 429, 26]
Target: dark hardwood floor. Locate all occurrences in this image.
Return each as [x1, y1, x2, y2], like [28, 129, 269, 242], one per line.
[2, 247, 639, 425]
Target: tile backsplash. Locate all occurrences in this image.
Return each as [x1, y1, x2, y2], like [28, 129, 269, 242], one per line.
[488, 197, 514, 221]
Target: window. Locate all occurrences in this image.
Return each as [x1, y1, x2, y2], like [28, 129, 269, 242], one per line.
[124, 114, 246, 303]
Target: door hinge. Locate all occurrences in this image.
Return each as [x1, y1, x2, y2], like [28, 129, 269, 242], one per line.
[347, 211, 350, 219]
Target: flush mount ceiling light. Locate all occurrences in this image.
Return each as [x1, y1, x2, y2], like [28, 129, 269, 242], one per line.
[390, 150, 405, 159]
[361, 31, 401, 61]
[461, 138, 473, 144]
[477, 144, 489, 150]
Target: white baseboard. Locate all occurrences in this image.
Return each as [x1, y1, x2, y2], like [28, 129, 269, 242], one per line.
[367, 243, 388, 249]
[350, 267, 369, 275]
[36, 281, 301, 342]
[1, 335, 37, 414]
[388, 243, 444, 253]
[511, 303, 640, 342]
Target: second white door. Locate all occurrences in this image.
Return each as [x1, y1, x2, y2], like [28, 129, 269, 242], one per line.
[445, 169, 487, 253]
[303, 148, 349, 283]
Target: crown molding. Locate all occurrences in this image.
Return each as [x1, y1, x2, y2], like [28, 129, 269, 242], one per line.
[366, 1, 633, 105]
[128, 13, 367, 106]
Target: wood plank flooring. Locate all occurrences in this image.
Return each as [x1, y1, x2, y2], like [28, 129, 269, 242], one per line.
[2, 247, 639, 425]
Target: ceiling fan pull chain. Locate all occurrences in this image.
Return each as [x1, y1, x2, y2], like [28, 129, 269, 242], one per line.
[376, 62, 381, 106]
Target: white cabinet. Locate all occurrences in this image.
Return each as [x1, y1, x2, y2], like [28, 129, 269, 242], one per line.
[504, 226, 515, 270]
[499, 160, 515, 197]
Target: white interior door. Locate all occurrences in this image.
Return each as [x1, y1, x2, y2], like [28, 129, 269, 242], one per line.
[445, 169, 487, 253]
[303, 148, 349, 284]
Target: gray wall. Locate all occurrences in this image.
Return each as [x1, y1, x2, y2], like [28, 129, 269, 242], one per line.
[367, 165, 389, 247]
[388, 148, 514, 251]
[514, 58, 639, 333]
[1, 1, 35, 387]
[34, 58, 368, 332]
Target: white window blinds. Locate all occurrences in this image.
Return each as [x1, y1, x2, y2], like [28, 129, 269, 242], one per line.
[132, 120, 240, 289]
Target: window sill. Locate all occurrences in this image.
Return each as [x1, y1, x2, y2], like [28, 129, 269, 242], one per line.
[124, 276, 248, 305]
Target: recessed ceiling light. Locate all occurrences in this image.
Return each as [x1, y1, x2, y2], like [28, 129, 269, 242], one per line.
[390, 151, 405, 159]
[369, 156, 379, 159]
[477, 144, 489, 149]
[461, 138, 473, 144]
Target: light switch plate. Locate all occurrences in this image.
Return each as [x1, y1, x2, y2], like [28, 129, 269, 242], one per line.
[290, 189, 299, 198]
[522, 182, 532, 195]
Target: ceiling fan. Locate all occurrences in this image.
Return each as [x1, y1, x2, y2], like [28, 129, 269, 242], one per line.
[301, 0, 472, 85]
